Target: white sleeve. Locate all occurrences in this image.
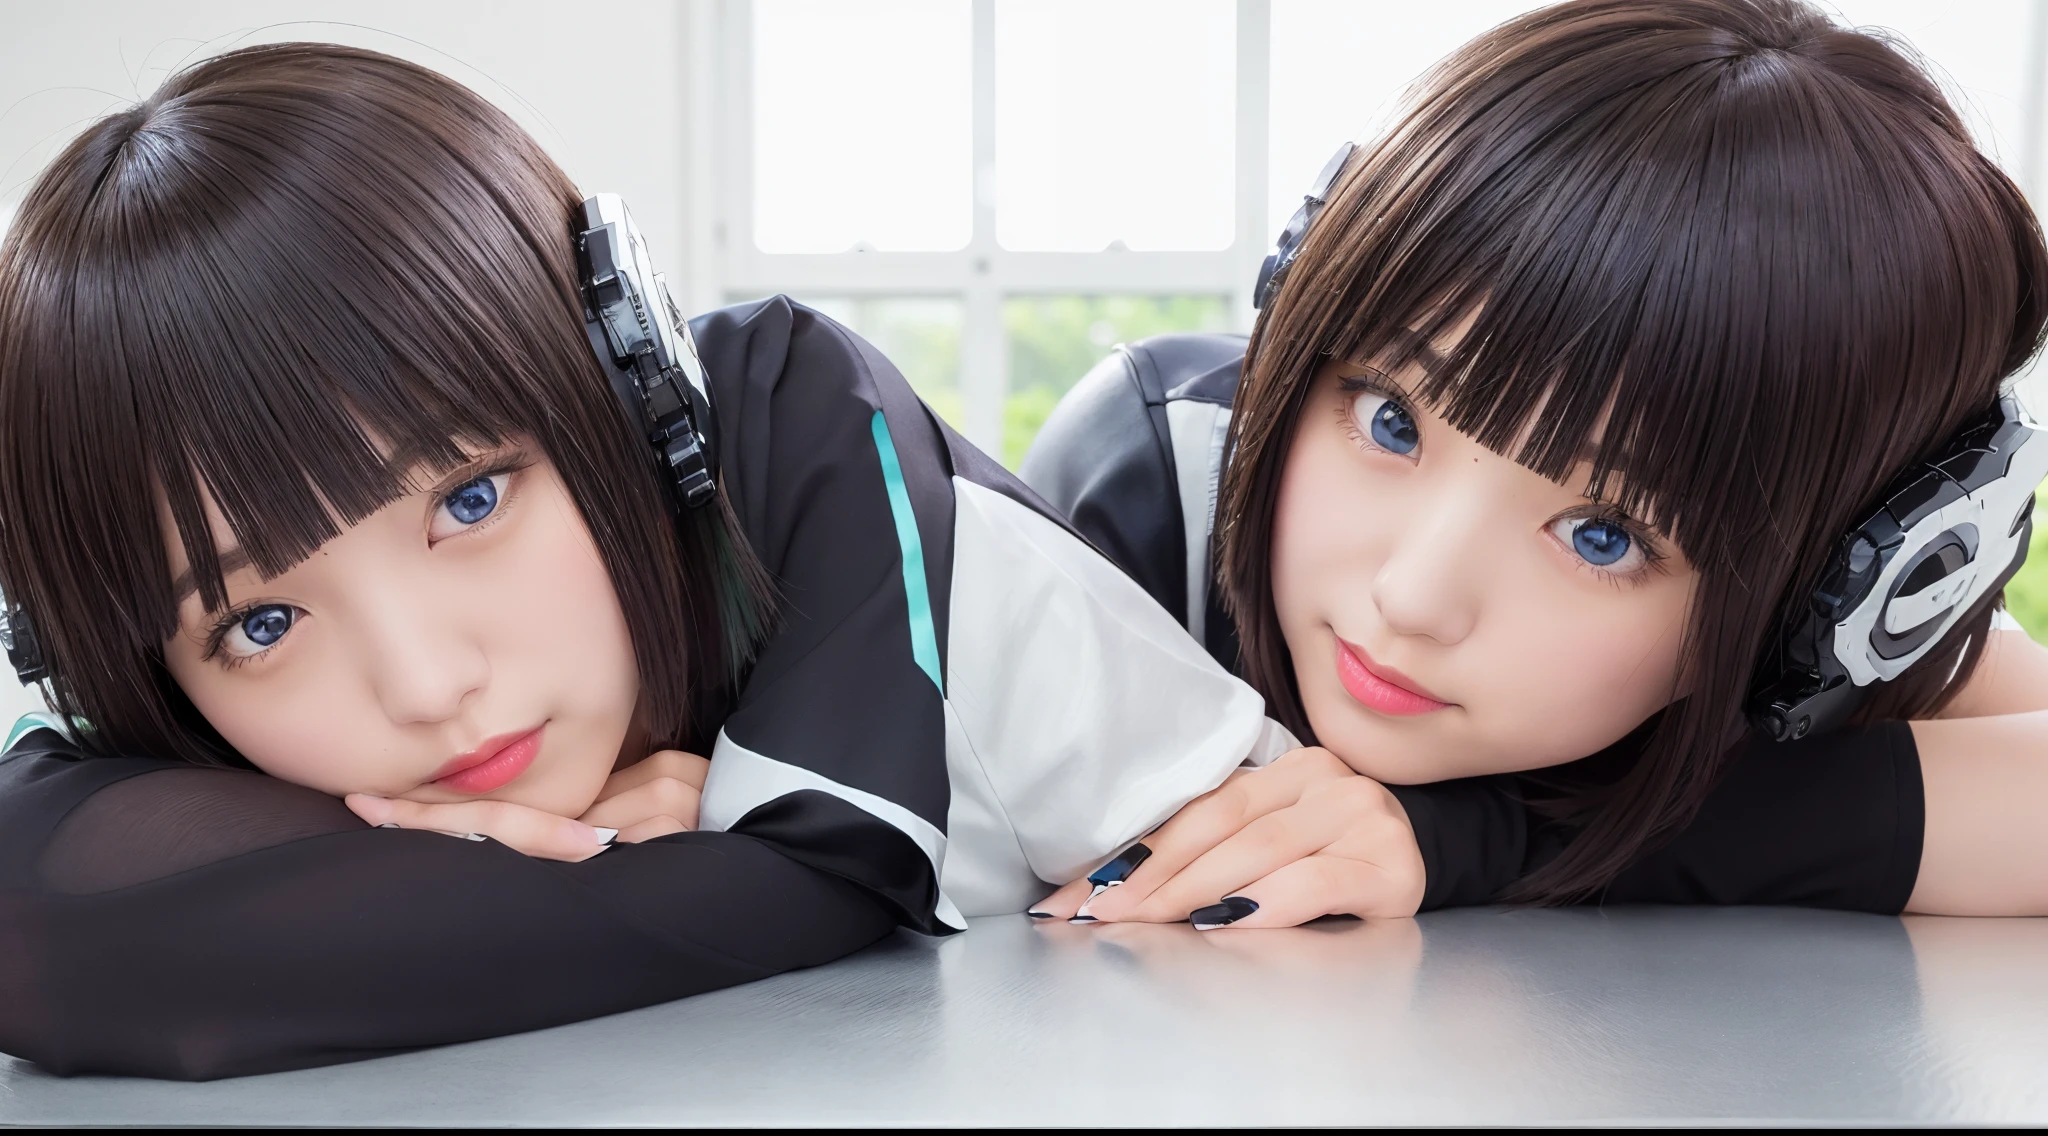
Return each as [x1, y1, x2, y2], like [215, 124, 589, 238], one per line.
[942, 479, 1297, 894]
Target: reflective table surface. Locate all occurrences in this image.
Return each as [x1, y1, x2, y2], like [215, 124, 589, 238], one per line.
[4, 906, 2046, 1126]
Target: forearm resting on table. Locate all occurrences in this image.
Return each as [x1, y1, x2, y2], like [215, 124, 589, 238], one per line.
[1909, 707, 2048, 915]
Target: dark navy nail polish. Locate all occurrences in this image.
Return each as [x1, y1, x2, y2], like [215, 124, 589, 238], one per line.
[1191, 896, 1259, 930]
[1026, 910, 1055, 919]
[1088, 843, 1153, 888]
[1068, 914, 1098, 924]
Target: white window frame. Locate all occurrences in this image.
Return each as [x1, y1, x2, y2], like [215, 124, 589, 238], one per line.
[681, 0, 1273, 455]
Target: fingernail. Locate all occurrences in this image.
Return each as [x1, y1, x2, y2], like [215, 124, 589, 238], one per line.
[376, 822, 400, 829]
[1026, 910, 1055, 919]
[1082, 883, 1109, 908]
[1088, 843, 1153, 889]
[432, 829, 487, 841]
[1068, 914, 1098, 924]
[591, 827, 619, 846]
[1191, 896, 1259, 930]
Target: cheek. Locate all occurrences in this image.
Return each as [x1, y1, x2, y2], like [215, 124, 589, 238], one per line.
[1472, 578, 1691, 764]
[1270, 421, 1379, 643]
[168, 654, 380, 793]
[507, 496, 640, 701]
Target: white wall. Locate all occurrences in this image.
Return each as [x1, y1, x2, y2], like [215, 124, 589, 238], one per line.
[0, 1, 694, 283]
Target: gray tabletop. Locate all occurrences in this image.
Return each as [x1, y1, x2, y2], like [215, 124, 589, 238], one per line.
[3, 906, 2045, 1126]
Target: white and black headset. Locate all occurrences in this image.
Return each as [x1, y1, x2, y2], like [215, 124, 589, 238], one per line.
[1257, 142, 2048, 742]
[0, 194, 719, 688]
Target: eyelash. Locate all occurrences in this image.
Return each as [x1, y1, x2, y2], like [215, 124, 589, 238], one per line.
[199, 454, 534, 666]
[1335, 371, 1413, 457]
[202, 608, 288, 670]
[1550, 508, 1667, 588]
[428, 457, 530, 544]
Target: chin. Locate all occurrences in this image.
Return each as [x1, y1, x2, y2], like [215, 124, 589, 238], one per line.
[1310, 708, 1454, 784]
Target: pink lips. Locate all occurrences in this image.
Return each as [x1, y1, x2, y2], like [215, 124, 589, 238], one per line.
[1334, 639, 1452, 716]
[431, 725, 546, 795]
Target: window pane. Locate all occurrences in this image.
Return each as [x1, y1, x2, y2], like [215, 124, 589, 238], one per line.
[2005, 499, 2048, 641]
[1832, 1, 2031, 172]
[1267, 1, 2036, 237]
[753, 0, 972, 252]
[995, 0, 1235, 251]
[736, 295, 967, 427]
[1267, 1, 1543, 238]
[1004, 295, 1231, 465]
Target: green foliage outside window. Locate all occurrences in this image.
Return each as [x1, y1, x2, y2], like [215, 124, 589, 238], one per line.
[1003, 295, 1232, 466]
[2000, 500, 2048, 642]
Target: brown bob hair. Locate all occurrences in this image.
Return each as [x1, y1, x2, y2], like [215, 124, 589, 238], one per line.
[0, 43, 770, 766]
[1220, 0, 2048, 902]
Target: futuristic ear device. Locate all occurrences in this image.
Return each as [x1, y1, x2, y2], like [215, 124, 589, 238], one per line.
[1748, 395, 2048, 741]
[1263, 141, 2048, 742]
[574, 193, 720, 513]
[1256, 142, 1356, 310]
[0, 193, 717, 686]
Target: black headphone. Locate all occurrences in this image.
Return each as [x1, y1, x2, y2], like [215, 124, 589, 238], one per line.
[1750, 396, 2048, 740]
[1256, 142, 1356, 310]
[574, 193, 720, 514]
[1261, 142, 2048, 741]
[0, 194, 720, 688]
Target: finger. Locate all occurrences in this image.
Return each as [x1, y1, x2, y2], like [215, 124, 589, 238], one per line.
[1088, 797, 1339, 923]
[595, 750, 710, 803]
[617, 815, 689, 843]
[1112, 773, 1419, 924]
[1083, 748, 1350, 917]
[579, 777, 702, 831]
[350, 794, 614, 862]
[1189, 852, 1412, 930]
[1026, 877, 1094, 921]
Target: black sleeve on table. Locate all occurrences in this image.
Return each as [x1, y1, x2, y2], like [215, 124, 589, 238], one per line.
[1386, 776, 1528, 911]
[1590, 720, 1925, 913]
[1391, 721, 1925, 914]
[0, 743, 895, 1081]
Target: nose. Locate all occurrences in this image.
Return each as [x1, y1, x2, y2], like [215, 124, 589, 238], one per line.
[351, 582, 491, 726]
[1371, 492, 1484, 645]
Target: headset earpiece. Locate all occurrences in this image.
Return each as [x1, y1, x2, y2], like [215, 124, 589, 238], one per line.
[1255, 142, 1357, 310]
[576, 194, 719, 512]
[1750, 393, 2048, 740]
[0, 594, 46, 685]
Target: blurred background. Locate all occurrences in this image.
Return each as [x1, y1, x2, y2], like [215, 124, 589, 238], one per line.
[0, 0, 2046, 728]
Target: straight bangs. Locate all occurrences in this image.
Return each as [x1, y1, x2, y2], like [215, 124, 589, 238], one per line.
[1225, 0, 2048, 901]
[0, 44, 759, 764]
[1305, 7, 2030, 575]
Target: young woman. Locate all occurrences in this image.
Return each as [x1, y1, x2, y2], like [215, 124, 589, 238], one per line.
[1021, 0, 2048, 929]
[0, 43, 1295, 1078]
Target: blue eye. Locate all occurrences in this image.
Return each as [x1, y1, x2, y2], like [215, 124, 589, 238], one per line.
[428, 471, 514, 542]
[445, 476, 499, 525]
[220, 603, 297, 659]
[1353, 392, 1420, 456]
[1566, 518, 1632, 566]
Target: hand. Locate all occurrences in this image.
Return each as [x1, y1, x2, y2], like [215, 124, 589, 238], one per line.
[577, 748, 709, 843]
[344, 749, 711, 862]
[1029, 747, 1425, 929]
[344, 792, 615, 862]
